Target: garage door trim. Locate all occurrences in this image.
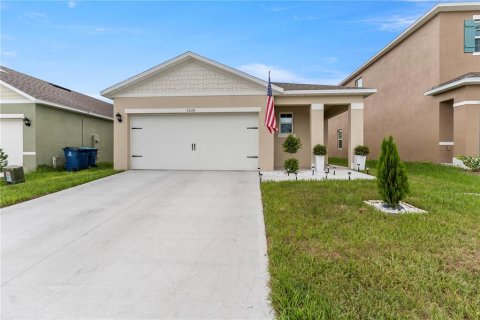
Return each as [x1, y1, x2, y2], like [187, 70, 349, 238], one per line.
[125, 107, 260, 114]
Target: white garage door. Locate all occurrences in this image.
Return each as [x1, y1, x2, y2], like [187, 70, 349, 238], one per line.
[0, 118, 23, 167]
[130, 113, 259, 170]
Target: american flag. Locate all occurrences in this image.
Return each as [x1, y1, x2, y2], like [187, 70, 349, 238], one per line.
[265, 72, 277, 134]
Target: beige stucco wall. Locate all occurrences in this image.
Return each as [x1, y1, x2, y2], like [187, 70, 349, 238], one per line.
[113, 94, 367, 171]
[328, 112, 349, 158]
[439, 11, 480, 83]
[335, 10, 479, 162]
[274, 105, 311, 169]
[453, 104, 480, 157]
[113, 95, 271, 170]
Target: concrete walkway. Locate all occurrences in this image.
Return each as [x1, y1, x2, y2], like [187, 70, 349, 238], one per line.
[1, 171, 272, 319]
[261, 166, 375, 182]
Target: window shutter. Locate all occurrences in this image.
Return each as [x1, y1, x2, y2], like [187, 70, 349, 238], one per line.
[464, 19, 476, 53]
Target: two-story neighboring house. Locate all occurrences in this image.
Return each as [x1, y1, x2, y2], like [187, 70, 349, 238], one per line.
[329, 2, 479, 165]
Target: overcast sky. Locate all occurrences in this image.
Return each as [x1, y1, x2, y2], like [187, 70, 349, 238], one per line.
[0, 1, 471, 101]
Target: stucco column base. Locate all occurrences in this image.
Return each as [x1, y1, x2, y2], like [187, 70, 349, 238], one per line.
[454, 104, 480, 157]
[310, 104, 325, 167]
[348, 103, 364, 169]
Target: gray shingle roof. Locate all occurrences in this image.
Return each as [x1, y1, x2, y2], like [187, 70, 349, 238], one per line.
[273, 82, 366, 90]
[1, 66, 113, 118]
[430, 72, 480, 90]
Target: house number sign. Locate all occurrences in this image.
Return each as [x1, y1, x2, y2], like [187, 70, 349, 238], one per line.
[186, 108, 196, 113]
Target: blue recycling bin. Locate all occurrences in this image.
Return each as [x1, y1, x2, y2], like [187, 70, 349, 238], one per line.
[63, 147, 89, 171]
[80, 147, 98, 167]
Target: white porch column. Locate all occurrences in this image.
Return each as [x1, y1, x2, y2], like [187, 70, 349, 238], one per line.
[324, 118, 329, 165]
[310, 104, 325, 166]
[348, 103, 364, 169]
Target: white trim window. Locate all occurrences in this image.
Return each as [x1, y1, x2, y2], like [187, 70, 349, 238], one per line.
[279, 113, 293, 136]
[337, 129, 343, 149]
[355, 77, 363, 88]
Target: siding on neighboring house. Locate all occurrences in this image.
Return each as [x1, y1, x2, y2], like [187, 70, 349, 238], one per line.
[330, 10, 479, 162]
[35, 104, 113, 167]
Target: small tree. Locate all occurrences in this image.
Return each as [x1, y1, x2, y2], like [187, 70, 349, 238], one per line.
[376, 136, 409, 208]
[284, 158, 299, 175]
[282, 134, 302, 174]
[0, 148, 8, 171]
[282, 134, 302, 154]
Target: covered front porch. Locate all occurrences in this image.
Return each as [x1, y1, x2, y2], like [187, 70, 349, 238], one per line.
[265, 91, 374, 171]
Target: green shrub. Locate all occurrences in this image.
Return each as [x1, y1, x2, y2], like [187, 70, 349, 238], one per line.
[354, 145, 370, 156]
[313, 144, 327, 156]
[0, 148, 8, 171]
[457, 155, 480, 171]
[284, 158, 299, 174]
[282, 134, 302, 154]
[376, 136, 409, 208]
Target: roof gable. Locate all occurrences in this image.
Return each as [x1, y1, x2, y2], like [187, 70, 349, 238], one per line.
[101, 52, 283, 98]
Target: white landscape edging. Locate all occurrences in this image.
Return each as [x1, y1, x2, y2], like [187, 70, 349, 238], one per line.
[364, 200, 427, 214]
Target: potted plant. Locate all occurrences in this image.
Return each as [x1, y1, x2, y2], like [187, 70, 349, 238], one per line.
[354, 145, 370, 171]
[282, 134, 302, 175]
[313, 144, 327, 172]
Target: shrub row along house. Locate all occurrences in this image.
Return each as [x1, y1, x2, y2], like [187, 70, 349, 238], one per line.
[0, 66, 113, 171]
[330, 2, 479, 165]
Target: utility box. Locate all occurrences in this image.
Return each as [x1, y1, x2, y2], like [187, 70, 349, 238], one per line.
[3, 165, 25, 184]
[91, 134, 100, 148]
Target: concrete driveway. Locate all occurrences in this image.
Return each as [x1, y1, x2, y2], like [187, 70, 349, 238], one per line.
[1, 171, 272, 319]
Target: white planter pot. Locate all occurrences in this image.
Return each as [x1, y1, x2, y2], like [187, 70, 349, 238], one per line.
[315, 155, 325, 172]
[354, 155, 367, 171]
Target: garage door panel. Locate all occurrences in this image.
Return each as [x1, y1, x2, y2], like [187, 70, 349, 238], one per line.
[130, 113, 258, 170]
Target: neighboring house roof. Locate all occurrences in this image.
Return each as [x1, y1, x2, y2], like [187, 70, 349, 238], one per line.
[102, 51, 376, 98]
[0, 66, 113, 119]
[340, 2, 480, 86]
[424, 72, 480, 95]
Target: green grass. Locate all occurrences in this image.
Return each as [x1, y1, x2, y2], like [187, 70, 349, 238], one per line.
[261, 161, 480, 319]
[1, 163, 120, 208]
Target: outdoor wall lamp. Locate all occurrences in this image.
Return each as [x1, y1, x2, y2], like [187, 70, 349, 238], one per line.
[23, 117, 31, 126]
[116, 112, 123, 123]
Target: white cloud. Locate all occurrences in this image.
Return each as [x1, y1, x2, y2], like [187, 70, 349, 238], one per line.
[0, 34, 14, 40]
[68, 1, 77, 8]
[319, 57, 338, 64]
[22, 11, 49, 24]
[64, 25, 142, 35]
[357, 14, 420, 31]
[1, 51, 17, 58]
[237, 63, 345, 85]
[269, 4, 306, 12]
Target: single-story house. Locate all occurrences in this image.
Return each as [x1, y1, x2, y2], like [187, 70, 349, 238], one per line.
[0, 66, 114, 171]
[101, 52, 376, 171]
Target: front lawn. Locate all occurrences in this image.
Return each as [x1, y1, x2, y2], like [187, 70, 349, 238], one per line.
[261, 161, 480, 319]
[1, 163, 120, 208]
